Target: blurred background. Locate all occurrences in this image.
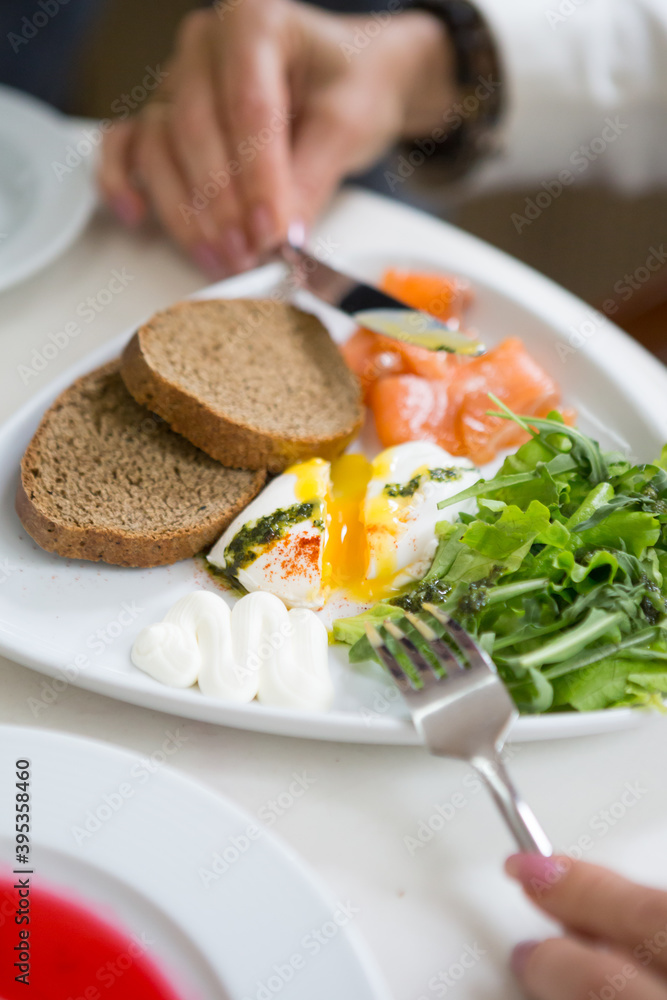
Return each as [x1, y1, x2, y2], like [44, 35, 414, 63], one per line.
[2, 0, 665, 357]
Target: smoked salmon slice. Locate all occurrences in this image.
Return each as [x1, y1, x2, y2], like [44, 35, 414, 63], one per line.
[381, 268, 472, 324]
[450, 338, 564, 464]
[340, 269, 475, 396]
[341, 328, 453, 397]
[366, 338, 567, 465]
[341, 269, 570, 465]
[370, 375, 457, 452]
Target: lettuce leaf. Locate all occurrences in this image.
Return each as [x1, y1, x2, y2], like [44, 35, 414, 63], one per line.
[574, 511, 660, 558]
[552, 657, 636, 711]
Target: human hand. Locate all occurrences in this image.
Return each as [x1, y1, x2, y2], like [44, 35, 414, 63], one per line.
[506, 854, 667, 999]
[98, 0, 455, 277]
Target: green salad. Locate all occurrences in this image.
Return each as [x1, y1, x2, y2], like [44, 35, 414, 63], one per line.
[334, 400, 667, 714]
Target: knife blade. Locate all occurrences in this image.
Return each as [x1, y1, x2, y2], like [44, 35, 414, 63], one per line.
[281, 243, 485, 356]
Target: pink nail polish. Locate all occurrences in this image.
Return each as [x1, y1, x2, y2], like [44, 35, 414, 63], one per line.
[249, 203, 276, 253]
[511, 940, 540, 978]
[219, 225, 255, 273]
[505, 854, 569, 895]
[287, 219, 307, 248]
[192, 242, 227, 279]
[110, 194, 142, 228]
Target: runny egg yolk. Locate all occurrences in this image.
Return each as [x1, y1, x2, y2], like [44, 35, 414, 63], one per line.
[289, 454, 410, 603]
[288, 457, 331, 508]
[324, 455, 372, 597]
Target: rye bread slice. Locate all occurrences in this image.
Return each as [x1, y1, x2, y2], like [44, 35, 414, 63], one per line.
[16, 361, 266, 567]
[120, 299, 364, 473]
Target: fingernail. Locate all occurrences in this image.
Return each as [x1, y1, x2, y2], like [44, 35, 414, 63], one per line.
[249, 202, 277, 253]
[219, 225, 255, 274]
[110, 194, 142, 228]
[511, 940, 540, 978]
[287, 219, 307, 248]
[505, 854, 568, 895]
[192, 242, 228, 279]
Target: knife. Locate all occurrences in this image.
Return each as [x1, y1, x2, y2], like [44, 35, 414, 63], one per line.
[280, 242, 485, 356]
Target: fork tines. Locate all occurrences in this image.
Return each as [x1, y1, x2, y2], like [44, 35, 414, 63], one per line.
[365, 603, 494, 693]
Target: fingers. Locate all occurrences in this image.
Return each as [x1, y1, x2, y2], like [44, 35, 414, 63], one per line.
[166, 9, 255, 272]
[290, 108, 357, 230]
[514, 936, 667, 1000]
[98, 119, 147, 227]
[133, 107, 226, 277]
[97, 2, 361, 269]
[216, 32, 293, 255]
[506, 855, 667, 973]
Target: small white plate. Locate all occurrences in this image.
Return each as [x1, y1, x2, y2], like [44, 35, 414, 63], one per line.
[1, 190, 666, 744]
[0, 725, 389, 999]
[0, 87, 96, 293]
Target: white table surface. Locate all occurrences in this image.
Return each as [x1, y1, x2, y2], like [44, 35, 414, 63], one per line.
[2, 193, 667, 1000]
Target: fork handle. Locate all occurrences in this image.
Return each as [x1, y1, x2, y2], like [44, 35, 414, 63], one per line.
[472, 754, 553, 857]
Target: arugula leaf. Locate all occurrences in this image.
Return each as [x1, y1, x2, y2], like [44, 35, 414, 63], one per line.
[486, 578, 550, 604]
[552, 657, 636, 711]
[423, 523, 466, 581]
[506, 667, 554, 714]
[627, 665, 667, 694]
[505, 609, 627, 670]
[566, 483, 614, 528]
[332, 603, 399, 649]
[437, 455, 577, 513]
[575, 511, 661, 558]
[458, 501, 550, 575]
[487, 396, 609, 483]
[542, 627, 662, 679]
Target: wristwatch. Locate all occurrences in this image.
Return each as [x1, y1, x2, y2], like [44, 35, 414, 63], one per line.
[405, 0, 504, 178]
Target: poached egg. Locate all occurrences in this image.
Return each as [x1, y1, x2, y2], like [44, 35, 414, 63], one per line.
[208, 443, 479, 609]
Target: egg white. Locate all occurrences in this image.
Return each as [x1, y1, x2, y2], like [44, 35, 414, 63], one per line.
[207, 462, 330, 610]
[363, 442, 479, 587]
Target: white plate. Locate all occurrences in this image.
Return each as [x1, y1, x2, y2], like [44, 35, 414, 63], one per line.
[0, 87, 96, 293]
[1, 189, 666, 744]
[0, 724, 388, 999]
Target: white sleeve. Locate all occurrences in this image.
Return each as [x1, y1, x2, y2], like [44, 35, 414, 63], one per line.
[469, 0, 667, 193]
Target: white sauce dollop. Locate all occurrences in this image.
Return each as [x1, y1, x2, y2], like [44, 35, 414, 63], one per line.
[131, 590, 333, 712]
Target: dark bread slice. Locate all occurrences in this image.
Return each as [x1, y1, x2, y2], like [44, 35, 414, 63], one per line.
[120, 299, 364, 473]
[16, 361, 266, 567]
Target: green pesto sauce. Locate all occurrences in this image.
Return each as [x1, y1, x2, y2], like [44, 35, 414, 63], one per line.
[389, 568, 502, 618]
[456, 568, 502, 620]
[384, 466, 464, 499]
[384, 475, 422, 499]
[390, 579, 453, 613]
[195, 552, 247, 598]
[430, 467, 465, 483]
[223, 502, 320, 576]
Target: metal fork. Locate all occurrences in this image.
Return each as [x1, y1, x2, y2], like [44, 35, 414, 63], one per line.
[366, 604, 552, 856]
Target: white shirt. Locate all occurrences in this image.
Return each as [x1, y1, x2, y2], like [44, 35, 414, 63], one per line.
[471, 0, 667, 193]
